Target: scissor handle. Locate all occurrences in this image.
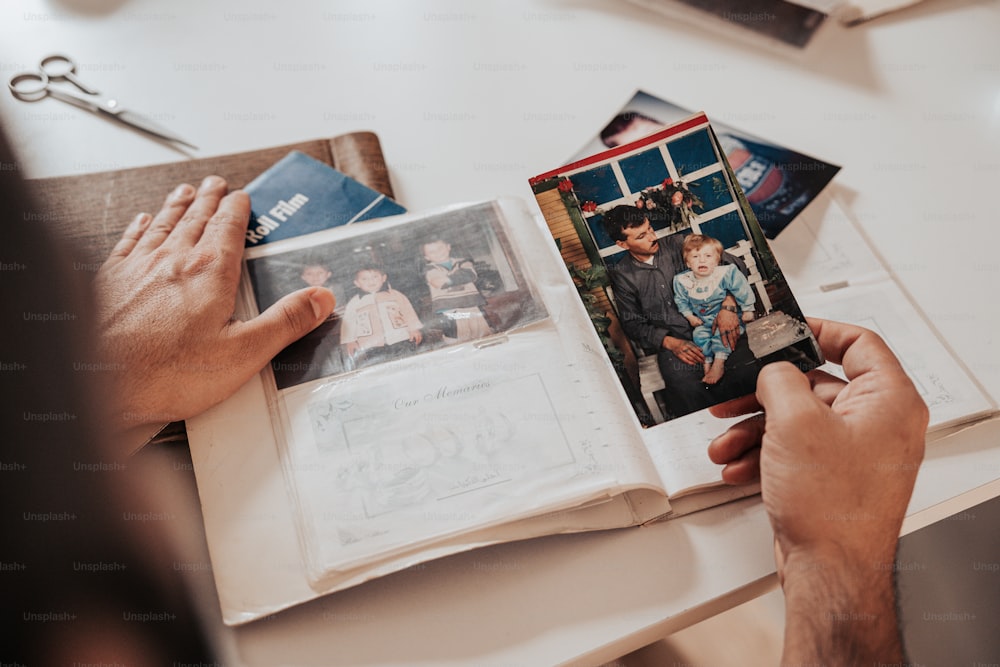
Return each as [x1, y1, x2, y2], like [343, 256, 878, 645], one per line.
[39, 55, 76, 78]
[39, 54, 99, 95]
[8, 71, 50, 102]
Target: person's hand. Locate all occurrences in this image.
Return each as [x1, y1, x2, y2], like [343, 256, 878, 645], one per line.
[662, 334, 704, 366]
[410, 330, 423, 345]
[685, 314, 703, 327]
[707, 318, 927, 663]
[94, 177, 336, 453]
[712, 305, 741, 350]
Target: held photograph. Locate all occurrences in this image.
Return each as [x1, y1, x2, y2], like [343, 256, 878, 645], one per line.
[531, 112, 823, 426]
[245, 201, 547, 390]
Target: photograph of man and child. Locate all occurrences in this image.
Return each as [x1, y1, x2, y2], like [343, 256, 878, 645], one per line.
[246, 204, 544, 390]
[535, 118, 822, 426]
[604, 203, 763, 422]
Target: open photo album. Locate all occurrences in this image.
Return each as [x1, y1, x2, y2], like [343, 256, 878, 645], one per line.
[184, 111, 994, 624]
[185, 112, 831, 623]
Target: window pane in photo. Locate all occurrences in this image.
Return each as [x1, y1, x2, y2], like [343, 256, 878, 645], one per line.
[699, 210, 748, 250]
[570, 164, 622, 205]
[585, 212, 615, 250]
[665, 129, 717, 176]
[689, 173, 734, 213]
[604, 250, 626, 267]
[620, 148, 670, 194]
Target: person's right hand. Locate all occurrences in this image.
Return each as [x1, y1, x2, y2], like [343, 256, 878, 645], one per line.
[662, 334, 704, 367]
[707, 319, 927, 663]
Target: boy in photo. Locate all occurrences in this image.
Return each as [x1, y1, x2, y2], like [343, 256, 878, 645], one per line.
[300, 262, 333, 289]
[673, 234, 756, 385]
[421, 238, 493, 343]
[341, 265, 423, 367]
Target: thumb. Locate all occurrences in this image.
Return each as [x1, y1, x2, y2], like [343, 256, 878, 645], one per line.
[756, 361, 826, 420]
[237, 287, 335, 362]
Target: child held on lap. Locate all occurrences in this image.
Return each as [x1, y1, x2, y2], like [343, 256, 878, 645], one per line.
[672, 234, 756, 385]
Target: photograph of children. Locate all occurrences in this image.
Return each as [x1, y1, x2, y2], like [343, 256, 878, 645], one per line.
[530, 112, 822, 425]
[573, 90, 841, 238]
[245, 201, 546, 390]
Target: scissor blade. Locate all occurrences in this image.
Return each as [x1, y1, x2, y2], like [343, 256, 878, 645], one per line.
[114, 110, 198, 150]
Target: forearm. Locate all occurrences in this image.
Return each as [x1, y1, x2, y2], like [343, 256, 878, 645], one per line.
[620, 316, 669, 351]
[781, 549, 905, 665]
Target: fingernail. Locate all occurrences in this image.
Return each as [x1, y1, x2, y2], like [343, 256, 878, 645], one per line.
[309, 292, 326, 320]
[131, 212, 151, 230]
[172, 183, 195, 200]
[200, 175, 224, 191]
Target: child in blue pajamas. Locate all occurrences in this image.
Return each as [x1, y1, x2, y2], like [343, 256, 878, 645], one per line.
[672, 234, 756, 385]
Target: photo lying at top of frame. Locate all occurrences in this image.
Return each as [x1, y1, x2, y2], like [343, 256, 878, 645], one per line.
[246, 202, 547, 390]
[573, 90, 841, 239]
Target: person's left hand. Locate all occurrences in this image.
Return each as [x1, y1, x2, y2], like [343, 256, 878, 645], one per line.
[94, 176, 336, 453]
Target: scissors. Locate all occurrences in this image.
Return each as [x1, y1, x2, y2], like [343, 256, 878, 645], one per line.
[8, 54, 197, 150]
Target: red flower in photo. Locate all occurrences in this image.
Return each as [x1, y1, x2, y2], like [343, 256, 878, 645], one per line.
[557, 178, 574, 193]
[662, 177, 674, 187]
[581, 200, 597, 213]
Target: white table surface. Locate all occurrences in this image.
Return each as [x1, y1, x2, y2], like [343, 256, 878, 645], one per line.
[3, 1, 1000, 665]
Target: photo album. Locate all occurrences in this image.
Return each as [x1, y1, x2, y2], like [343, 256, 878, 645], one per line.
[185, 105, 994, 624]
[185, 110, 827, 623]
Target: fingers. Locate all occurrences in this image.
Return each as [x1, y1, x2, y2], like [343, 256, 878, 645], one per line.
[808, 318, 895, 377]
[806, 369, 848, 407]
[168, 176, 230, 248]
[133, 183, 196, 253]
[709, 393, 761, 418]
[232, 287, 336, 368]
[708, 363, 826, 486]
[708, 413, 765, 465]
[808, 318, 915, 396]
[723, 328, 739, 351]
[676, 343, 704, 366]
[707, 415, 763, 485]
[720, 446, 761, 485]
[712, 310, 740, 350]
[199, 190, 252, 272]
[131, 177, 229, 254]
[807, 317, 866, 368]
[106, 212, 152, 262]
[708, 369, 846, 420]
[756, 361, 827, 420]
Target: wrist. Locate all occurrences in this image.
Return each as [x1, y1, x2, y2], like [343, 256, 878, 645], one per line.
[720, 304, 739, 314]
[779, 545, 904, 663]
